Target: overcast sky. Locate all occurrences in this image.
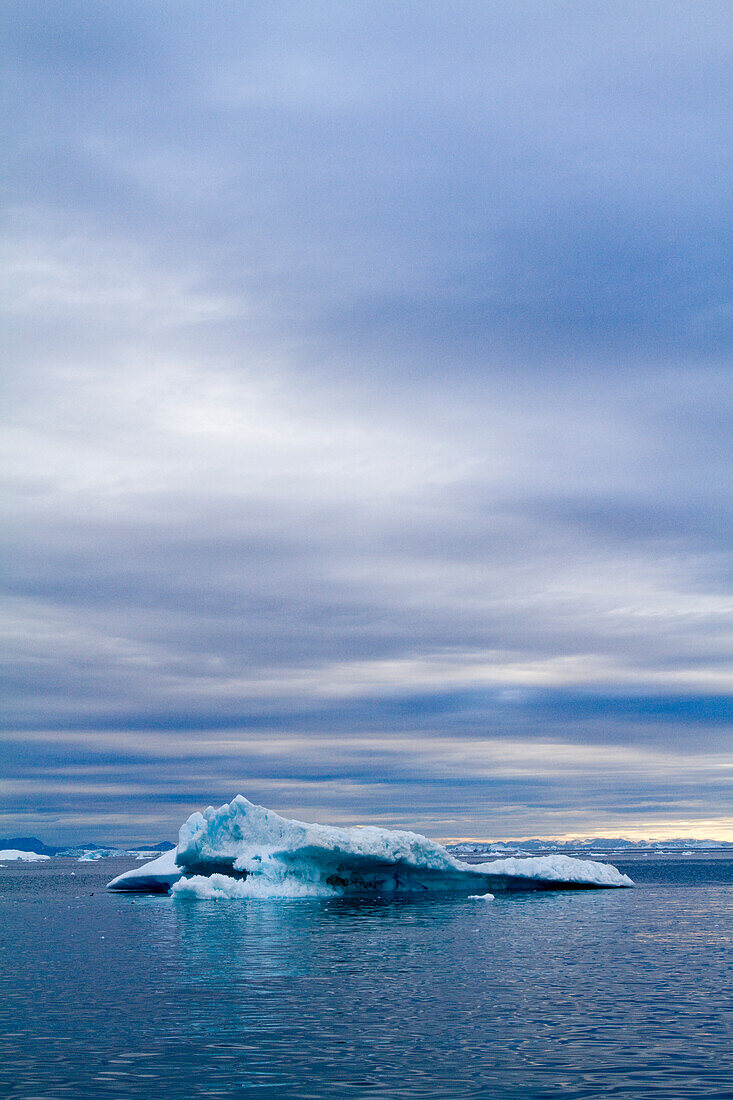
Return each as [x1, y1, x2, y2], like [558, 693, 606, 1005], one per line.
[2, 1, 731, 843]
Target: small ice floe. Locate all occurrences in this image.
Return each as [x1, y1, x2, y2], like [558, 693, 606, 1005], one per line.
[468, 893, 495, 901]
[107, 794, 634, 899]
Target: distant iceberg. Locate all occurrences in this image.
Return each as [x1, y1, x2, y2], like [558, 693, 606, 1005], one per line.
[107, 795, 633, 898]
[0, 849, 51, 862]
[76, 848, 159, 862]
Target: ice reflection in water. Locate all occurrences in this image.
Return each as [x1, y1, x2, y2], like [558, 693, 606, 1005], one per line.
[0, 858, 731, 1098]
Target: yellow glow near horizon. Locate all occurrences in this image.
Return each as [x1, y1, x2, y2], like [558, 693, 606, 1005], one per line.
[442, 818, 733, 845]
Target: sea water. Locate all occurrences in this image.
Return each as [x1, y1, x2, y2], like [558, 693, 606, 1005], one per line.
[0, 856, 731, 1098]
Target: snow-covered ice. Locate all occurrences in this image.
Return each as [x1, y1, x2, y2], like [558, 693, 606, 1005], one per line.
[0, 849, 51, 862]
[107, 847, 181, 892]
[107, 795, 633, 898]
[473, 854, 635, 888]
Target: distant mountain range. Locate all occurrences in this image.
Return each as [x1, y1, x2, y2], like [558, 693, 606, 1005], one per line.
[447, 837, 733, 855]
[3, 833, 731, 860]
[0, 836, 175, 857]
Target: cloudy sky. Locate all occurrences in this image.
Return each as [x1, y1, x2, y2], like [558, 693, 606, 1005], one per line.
[2, 1, 731, 843]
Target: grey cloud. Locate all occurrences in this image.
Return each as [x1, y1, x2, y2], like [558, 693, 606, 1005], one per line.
[5, 2, 732, 364]
[1, 1, 731, 839]
[1, 722, 730, 843]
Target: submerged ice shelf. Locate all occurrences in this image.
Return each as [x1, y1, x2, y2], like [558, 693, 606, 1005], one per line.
[107, 795, 633, 898]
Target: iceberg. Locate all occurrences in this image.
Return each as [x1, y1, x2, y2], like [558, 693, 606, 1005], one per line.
[0, 849, 51, 862]
[107, 795, 633, 898]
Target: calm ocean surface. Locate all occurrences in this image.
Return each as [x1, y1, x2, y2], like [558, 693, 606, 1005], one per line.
[1, 856, 731, 1098]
